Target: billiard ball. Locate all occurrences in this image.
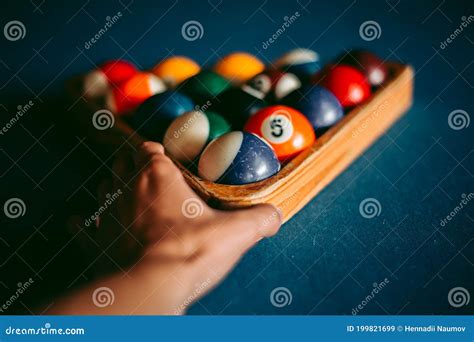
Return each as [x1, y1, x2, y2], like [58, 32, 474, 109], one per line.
[214, 52, 265, 84]
[215, 87, 268, 129]
[106, 73, 166, 115]
[274, 48, 320, 81]
[243, 70, 301, 103]
[317, 65, 371, 108]
[83, 59, 137, 98]
[244, 105, 315, 161]
[282, 85, 344, 132]
[198, 131, 280, 185]
[152, 56, 200, 88]
[338, 50, 387, 87]
[179, 70, 231, 104]
[131, 90, 194, 140]
[163, 111, 230, 163]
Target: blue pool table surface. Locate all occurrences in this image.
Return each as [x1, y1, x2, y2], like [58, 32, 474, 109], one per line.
[0, 0, 472, 315]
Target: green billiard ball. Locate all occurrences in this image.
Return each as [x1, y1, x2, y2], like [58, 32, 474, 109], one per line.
[205, 111, 231, 141]
[163, 110, 231, 163]
[179, 70, 231, 105]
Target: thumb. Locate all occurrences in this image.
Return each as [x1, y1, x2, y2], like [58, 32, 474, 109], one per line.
[195, 204, 282, 284]
[237, 203, 283, 239]
[215, 203, 282, 256]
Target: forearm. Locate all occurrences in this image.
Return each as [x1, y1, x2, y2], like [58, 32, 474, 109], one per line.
[46, 260, 194, 315]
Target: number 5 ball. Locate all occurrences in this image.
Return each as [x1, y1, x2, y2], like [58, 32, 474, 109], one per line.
[244, 105, 315, 162]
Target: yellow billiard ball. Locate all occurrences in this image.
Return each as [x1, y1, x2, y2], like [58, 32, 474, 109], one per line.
[153, 56, 200, 87]
[214, 52, 265, 84]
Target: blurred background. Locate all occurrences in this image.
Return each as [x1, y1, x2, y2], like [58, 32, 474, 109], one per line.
[0, 0, 472, 315]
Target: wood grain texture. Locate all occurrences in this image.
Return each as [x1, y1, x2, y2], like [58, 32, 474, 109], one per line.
[67, 63, 414, 223]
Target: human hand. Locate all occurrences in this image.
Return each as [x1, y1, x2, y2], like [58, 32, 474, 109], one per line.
[55, 141, 282, 315]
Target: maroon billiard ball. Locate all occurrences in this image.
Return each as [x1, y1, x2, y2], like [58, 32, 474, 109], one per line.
[339, 50, 388, 87]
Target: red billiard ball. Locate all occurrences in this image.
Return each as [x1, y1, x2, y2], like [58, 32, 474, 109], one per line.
[106, 72, 166, 115]
[317, 65, 371, 108]
[82, 59, 138, 99]
[244, 105, 315, 162]
[339, 50, 388, 86]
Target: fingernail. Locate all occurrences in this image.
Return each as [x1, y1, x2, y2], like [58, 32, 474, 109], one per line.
[275, 206, 283, 225]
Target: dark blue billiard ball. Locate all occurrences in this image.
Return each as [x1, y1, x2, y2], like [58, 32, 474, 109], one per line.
[216, 87, 268, 129]
[131, 91, 194, 141]
[198, 131, 280, 185]
[282, 85, 344, 132]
